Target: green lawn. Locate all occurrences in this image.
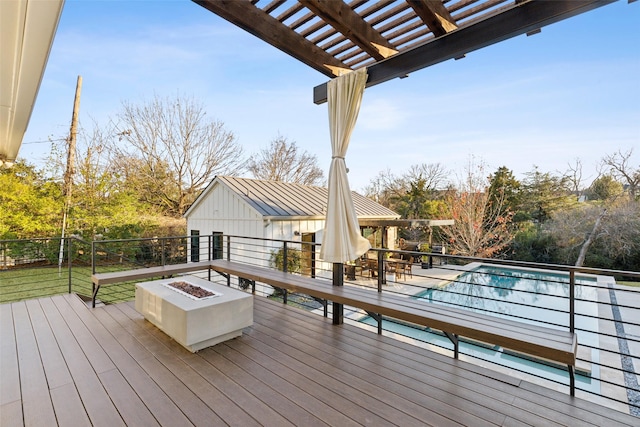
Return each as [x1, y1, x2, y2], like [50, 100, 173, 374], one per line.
[617, 280, 640, 288]
[0, 265, 136, 304]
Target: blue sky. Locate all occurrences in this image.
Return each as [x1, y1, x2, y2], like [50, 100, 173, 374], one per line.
[21, 0, 640, 191]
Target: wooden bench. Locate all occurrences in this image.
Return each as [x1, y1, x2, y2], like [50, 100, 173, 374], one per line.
[92, 259, 578, 395]
[207, 259, 578, 395]
[91, 261, 214, 307]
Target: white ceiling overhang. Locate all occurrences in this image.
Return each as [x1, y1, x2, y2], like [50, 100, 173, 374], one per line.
[0, 0, 64, 167]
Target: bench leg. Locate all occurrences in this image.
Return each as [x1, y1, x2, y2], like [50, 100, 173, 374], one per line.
[365, 311, 382, 334]
[310, 297, 328, 317]
[91, 282, 100, 308]
[444, 332, 459, 358]
[569, 365, 575, 396]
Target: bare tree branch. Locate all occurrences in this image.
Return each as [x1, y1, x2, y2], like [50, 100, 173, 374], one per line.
[109, 93, 245, 216]
[602, 148, 639, 201]
[247, 135, 324, 186]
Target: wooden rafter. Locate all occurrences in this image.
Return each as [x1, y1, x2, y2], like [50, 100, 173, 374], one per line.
[408, 0, 457, 37]
[194, 0, 350, 77]
[191, 0, 619, 105]
[298, 0, 398, 60]
[313, 0, 616, 103]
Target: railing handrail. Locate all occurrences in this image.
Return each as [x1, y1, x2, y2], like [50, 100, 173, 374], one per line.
[372, 247, 640, 279]
[90, 233, 640, 279]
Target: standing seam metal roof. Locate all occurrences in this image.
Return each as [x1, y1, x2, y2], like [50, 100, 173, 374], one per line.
[216, 176, 399, 219]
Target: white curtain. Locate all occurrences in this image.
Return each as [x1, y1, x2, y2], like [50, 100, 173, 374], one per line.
[320, 68, 371, 263]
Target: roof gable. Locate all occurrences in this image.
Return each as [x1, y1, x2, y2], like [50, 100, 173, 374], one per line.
[185, 176, 399, 219]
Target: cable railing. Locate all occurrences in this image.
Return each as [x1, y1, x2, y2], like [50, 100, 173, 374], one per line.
[1, 234, 638, 416]
[0, 237, 94, 303]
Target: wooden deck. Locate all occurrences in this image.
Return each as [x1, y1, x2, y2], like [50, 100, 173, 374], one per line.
[1, 293, 637, 427]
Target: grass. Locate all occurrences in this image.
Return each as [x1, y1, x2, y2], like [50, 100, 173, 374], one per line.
[0, 265, 136, 304]
[1, 266, 86, 304]
[618, 280, 640, 288]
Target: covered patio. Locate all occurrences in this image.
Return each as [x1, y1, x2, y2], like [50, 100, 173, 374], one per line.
[2, 293, 637, 426]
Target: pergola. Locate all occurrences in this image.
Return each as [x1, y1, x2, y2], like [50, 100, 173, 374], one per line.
[195, 0, 622, 264]
[2, 0, 622, 166]
[193, 0, 618, 104]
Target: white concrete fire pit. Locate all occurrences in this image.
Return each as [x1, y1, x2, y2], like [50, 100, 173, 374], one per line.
[135, 276, 253, 352]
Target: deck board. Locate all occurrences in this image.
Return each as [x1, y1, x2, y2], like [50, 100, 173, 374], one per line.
[63, 294, 193, 427]
[38, 297, 125, 427]
[24, 299, 73, 389]
[0, 303, 23, 427]
[49, 382, 92, 427]
[250, 301, 503, 426]
[113, 301, 265, 427]
[11, 301, 57, 427]
[3, 293, 638, 427]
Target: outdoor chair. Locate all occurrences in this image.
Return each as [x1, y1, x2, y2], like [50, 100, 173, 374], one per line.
[402, 256, 413, 279]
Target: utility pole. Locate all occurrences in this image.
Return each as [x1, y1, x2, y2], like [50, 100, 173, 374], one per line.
[58, 75, 82, 272]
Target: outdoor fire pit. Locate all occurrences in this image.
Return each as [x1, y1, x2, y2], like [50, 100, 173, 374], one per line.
[135, 276, 253, 352]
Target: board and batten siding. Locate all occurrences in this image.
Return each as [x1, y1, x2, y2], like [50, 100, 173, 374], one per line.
[187, 182, 263, 262]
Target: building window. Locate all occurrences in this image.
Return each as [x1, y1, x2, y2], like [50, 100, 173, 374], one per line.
[190, 230, 200, 262]
[212, 232, 223, 260]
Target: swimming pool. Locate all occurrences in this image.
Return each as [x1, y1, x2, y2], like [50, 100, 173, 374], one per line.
[358, 265, 601, 392]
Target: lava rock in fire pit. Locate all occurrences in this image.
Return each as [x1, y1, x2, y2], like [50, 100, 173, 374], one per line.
[167, 281, 214, 299]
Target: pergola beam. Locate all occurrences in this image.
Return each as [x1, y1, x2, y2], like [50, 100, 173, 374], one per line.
[194, 0, 350, 78]
[298, 0, 397, 61]
[313, 0, 615, 104]
[408, 0, 457, 37]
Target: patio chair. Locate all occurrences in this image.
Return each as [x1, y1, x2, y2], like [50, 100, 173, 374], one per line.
[402, 256, 413, 279]
[366, 258, 378, 278]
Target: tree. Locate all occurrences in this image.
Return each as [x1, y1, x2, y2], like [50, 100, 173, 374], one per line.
[363, 168, 404, 208]
[519, 167, 576, 224]
[602, 148, 640, 201]
[439, 159, 515, 257]
[111, 93, 245, 217]
[69, 125, 159, 239]
[0, 161, 62, 238]
[586, 175, 624, 201]
[544, 201, 640, 269]
[364, 163, 448, 214]
[563, 158, 585, 201]
[487, 166, 521, 219]
[248, 135, 324, 185]
[394, 164, 449, 219]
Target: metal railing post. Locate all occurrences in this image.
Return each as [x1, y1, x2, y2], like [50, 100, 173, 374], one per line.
[91, 240, 97, 307]
[283, 242, 288, 272]
[226, 236, 231, 286]
[282, 242, 288, 304]
[569, 270, 575, 334]
[91, 240, 96, 275]
[207, 234, 212, 281]
[378, 250, 385, 288]
[161, 237, 166, 266]
[333, 262, 344, 324]
[311, 242, 316, 278]
[67, 237, 72, 294]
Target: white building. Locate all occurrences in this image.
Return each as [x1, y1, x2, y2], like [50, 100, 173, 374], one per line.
[184, 176, 400, 273]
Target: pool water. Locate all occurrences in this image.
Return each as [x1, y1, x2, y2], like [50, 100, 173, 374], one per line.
[359, 265, 600, 392]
